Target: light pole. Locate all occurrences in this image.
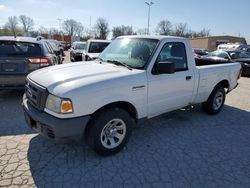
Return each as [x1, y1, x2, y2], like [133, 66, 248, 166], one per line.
[145, 1, 154, 35]
[57, 18, 62, 35]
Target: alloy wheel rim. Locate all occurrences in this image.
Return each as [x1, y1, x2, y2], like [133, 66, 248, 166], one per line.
[213, 91, 224, 110]
[100, 119, 126, 149]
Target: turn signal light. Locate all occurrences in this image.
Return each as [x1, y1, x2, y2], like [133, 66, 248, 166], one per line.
[60, 101, 73, 113]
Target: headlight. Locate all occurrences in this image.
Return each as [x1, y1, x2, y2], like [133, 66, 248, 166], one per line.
[45, 94, 73, 114]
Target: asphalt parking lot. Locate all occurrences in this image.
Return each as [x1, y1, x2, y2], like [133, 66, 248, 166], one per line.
[64, 51, 71, 63]
[0, 57, 250, 187]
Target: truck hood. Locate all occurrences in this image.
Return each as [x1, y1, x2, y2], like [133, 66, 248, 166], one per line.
[28, 61, 144, 95]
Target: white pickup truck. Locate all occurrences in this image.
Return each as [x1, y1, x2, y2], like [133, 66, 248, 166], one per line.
[23, 36, 241, 156]
[82, 39, 111, 61]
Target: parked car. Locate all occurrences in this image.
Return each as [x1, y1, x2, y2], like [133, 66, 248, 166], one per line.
[193, 48, 209, 58]
[0, 36, 56, 89]
[70, 41, 86, 62]
[217, 43, 249, 51]
[45, 39, 65, 64]
[59, 41, 71, 51]
[23, 36, 241, 156]
[82, 39, 111, 61]
[204, 50, 250, 76]
[241, 45, 250, 56]
[195, 56, 230, 66]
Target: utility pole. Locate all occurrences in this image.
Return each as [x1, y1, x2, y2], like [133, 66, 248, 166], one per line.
[145, 1, 154, 35]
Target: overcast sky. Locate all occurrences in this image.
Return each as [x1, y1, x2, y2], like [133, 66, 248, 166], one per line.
[0, 0, 249, 41]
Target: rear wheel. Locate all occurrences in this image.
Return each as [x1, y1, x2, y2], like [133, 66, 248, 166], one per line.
[202, 86, 225, 115]
[86, 108, 134, 156]
[85, 55, 89, 61]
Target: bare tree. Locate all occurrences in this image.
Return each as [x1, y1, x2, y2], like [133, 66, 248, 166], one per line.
[48, 28, 60, 35]
[199, 28, 210, 37]
[136, 28, 147, 35]
[19, 15, 34, 35]
[187, 28, 210, 38]
[112, 25, 135, 38]
[5, 16, 19, 37]
[174, 23, 188, 37]
[75, 22, 84, 37]
[155, 19, 172, 35]
[63, 19, 78, 36]
[38, 26, 48, 35]
[95, 18, 109, 39]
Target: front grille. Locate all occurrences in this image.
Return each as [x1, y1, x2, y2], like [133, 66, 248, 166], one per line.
[25, 78, 48, 111]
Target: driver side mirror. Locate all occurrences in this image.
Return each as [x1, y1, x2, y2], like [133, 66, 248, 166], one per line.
[154, 61, 175, 74]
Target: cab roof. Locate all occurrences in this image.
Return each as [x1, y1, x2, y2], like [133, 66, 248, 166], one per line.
[117, 35, 186, 41]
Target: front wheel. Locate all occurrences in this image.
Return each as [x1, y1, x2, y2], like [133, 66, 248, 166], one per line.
[202, 86, 226, 115]
[86, 108, 134, 156]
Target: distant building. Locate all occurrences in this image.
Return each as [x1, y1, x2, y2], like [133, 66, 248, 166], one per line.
[190, 35, 247, 51]
[41, 34, 72, 43]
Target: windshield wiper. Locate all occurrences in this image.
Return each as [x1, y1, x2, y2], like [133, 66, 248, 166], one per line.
[97, 57, 105, 64]
[97, 57, 104, 61]
[107, 60, 133, 71]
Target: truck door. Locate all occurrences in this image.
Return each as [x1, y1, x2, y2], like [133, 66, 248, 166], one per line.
[147, 42, 195, 118]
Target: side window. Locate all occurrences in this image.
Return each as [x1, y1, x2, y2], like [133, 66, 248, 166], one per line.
[156, 42, 188, 72]
[45, 42, 54, 54]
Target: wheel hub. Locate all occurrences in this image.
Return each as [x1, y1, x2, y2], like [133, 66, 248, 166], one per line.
[213, 91, 224, 110]
[100, 119, 126, 149]
[105, 127, 118, 137]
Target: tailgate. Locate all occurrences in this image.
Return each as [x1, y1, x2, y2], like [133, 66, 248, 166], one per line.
[0, 57, 28, 74]
[0, 40, 42, 87]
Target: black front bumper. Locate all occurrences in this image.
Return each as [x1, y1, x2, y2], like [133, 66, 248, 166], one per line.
[22, 95, 90, 142]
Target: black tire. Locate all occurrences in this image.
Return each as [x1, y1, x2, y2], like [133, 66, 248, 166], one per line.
[202, 86, 226, 115]
[70, 55, 74, 62]
[86, 107, 134, 156]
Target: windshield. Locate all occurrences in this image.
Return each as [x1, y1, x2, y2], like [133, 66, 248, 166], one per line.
[89, 42, 110, 53]
[99, 38, 159, 69]
[75, 43, 86, 50]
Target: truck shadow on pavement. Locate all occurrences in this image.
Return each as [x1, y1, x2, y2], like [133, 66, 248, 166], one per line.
[0, 90, 35, 136]
[27, 105, 250, 187]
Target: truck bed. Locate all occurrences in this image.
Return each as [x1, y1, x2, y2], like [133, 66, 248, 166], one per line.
[193, 63, 241, 103]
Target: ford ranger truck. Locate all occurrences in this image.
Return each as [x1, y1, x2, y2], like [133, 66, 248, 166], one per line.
[22, 36, 241, 156]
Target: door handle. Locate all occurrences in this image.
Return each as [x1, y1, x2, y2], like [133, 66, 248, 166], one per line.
[186, 76, 192, 80]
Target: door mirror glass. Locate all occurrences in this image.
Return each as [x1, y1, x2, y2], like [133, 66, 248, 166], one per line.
[155, 61, 175, 74]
